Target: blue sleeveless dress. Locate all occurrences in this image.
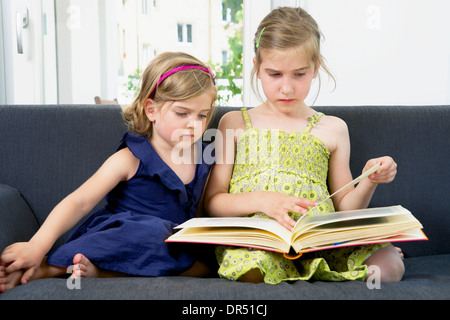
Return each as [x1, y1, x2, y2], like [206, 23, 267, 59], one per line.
[46, 133, 213, 276]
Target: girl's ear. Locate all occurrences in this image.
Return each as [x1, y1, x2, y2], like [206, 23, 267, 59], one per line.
[144, 99, 157, 122]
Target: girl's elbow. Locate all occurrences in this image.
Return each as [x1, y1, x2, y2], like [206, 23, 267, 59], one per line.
[204, 193, 227, 217]
[204, 200, 219, 217]
[203, 193, 216, 215]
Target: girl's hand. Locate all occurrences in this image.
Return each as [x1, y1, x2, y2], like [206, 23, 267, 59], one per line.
[0, 242, 46, 284]
[259, 191, 318, 231]
[364, 156, 397, 184]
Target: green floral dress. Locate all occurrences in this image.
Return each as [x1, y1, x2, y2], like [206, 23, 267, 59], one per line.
[216, 108, 388, 284]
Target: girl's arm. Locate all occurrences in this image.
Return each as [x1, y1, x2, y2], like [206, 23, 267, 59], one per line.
[327, 119, 397, 211]
[204, 112, 316, 231]
[0, 148, 139, 281]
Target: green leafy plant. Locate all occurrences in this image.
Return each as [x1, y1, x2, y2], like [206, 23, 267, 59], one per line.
[124, 68, 142, 100]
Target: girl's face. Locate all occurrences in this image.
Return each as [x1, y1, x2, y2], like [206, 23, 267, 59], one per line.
[146, 92, 213, 151]
[257, 48, 318, 112]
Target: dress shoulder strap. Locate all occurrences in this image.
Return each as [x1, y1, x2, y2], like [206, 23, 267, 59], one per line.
[305, 112, 324, 133]
[241, 108, 253, 129]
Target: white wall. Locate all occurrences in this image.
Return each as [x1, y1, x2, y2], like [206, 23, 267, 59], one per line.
[242, 0, 272, 107]
[243, 0, 450, 107]
[302, 0, 450, 106]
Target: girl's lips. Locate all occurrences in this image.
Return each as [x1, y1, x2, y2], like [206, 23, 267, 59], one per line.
[279, 99, 295, 103]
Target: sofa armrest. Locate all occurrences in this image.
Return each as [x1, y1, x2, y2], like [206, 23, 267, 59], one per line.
[0, 184, 40, 251]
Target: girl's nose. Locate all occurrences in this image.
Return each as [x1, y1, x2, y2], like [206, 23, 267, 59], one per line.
[186, 117, 195, 128]
[187, 117, 203, 130]
[280, 79, 294, 95]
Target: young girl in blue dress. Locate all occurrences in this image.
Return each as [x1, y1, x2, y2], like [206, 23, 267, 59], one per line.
[204, 7, 404, 284]
[0, 52, 217, 292]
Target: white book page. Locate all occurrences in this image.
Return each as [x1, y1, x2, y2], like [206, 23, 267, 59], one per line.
[175, 217, 292, 243]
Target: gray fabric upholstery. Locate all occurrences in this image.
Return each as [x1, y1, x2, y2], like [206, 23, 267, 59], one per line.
[2, 255, 449, 300]
[0, 184, 39, 250]
[0, 105, 126, 248]
[315, 106, 450, 258]
[1, 104, 449, 300]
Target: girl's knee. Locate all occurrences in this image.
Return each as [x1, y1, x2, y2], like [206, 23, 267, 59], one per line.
[365, 245, 405, 282]
[379, 257, 404, 282]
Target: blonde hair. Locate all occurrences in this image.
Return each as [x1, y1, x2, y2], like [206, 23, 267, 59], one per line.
[123, 52, 217, 137]
[252, 7, 335, 103]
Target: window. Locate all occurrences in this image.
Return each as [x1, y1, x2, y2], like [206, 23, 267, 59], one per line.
[222, 51, 228, 66]
[1, 0, 242, 105]
[186, 24, 192, 43]
[222, 2, 231, 22]
[177, 23, 193, 44]
[142, 0, 149, 15]
[243, 0, 450, 107]
[177, 23, 183, 42]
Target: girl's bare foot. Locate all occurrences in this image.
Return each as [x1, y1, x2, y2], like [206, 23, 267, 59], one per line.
[70, 253, 127, 278]
[0, 267, 23, 293]
[71, 253, 101, 278]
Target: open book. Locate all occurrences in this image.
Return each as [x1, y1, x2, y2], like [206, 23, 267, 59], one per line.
[166, 164, 427, 258]
[166, 205, 426, 259]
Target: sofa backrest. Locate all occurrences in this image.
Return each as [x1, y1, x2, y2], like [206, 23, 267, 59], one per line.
[1, 104, 449, 257]
[0, 105, 126, 246]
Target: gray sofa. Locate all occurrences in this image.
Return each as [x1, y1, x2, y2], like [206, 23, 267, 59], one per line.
[1, 104, 449, 301]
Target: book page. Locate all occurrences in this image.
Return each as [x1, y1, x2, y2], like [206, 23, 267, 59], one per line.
[169, 226, 292, 253]
[175, 217, 292, 243]
[292, 206, 413, 242]
[291, 206, 422, 250]
[292, 228, 427, 253]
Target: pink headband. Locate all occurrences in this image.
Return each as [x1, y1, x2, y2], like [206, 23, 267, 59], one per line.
[150, 65, 216, 99]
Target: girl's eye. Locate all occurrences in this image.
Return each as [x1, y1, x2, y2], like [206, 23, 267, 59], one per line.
[270, 73, 281, 77]
[198, 114, 208, 119]
[296, 73, 305, 77]
[176, 112, 187, 117]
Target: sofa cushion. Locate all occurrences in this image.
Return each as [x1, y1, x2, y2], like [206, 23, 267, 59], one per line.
[0, 184, 39, 251]
[2, 254, 449, 300]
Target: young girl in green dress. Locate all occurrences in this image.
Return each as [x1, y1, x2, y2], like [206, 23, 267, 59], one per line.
[204, 6, 404, 284]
